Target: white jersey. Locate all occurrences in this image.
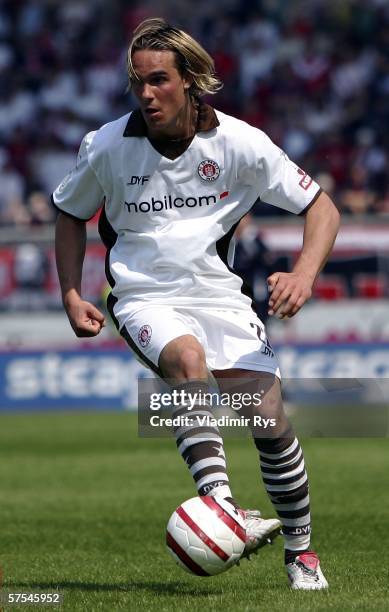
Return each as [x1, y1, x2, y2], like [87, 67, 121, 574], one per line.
[52, 105, 321, 328]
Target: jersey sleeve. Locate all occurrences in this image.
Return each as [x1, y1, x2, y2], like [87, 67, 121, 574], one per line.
[51, 132, 105, 220]
[255, 132, 321, 215]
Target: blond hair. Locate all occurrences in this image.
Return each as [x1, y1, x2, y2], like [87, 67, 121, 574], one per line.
[127, 18, 222, 97]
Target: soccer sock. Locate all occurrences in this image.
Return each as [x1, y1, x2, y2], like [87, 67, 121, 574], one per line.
[254, 436, 311, 561]
[172, 380, 232, 499]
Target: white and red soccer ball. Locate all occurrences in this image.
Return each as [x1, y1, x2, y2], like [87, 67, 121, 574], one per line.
[166, 496, 246, 576]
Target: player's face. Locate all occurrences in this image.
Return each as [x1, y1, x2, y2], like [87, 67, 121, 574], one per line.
[131, 49, 192, 137]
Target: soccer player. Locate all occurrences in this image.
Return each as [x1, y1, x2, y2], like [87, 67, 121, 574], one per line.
[53, 18, 340, 589]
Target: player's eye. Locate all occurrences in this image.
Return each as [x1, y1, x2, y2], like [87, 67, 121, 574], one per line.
[150, 75, 167, 85]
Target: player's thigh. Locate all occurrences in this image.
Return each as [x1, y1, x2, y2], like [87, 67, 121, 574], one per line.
[120, 305, 207, 381]
[189, 307, 281, 376]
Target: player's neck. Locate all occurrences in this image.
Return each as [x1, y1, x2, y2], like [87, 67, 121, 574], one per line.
[148, 98, 198, 141]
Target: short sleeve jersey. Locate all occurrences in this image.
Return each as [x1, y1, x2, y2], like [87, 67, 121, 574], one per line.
[52, 105, 321, 323]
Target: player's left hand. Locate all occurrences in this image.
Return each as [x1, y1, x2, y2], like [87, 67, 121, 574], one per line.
[267, 271, 313, 319]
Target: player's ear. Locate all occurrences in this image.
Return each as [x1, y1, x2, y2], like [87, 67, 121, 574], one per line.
[183, 73, 193, 92]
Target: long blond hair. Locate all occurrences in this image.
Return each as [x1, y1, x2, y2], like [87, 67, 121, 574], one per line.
[127, 18, 222, 97]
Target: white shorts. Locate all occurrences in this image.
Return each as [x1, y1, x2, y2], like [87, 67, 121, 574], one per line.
[118, 305, 280, 378]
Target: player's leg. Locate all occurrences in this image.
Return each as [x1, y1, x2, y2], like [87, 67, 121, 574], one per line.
[114, 304, 233, 499]
[214, 368, 328, 589]
[117, 305, 282, 554]
[158, 334, 234, 500]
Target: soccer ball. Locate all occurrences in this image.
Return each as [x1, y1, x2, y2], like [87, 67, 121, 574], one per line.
[166, 496, 246, 576]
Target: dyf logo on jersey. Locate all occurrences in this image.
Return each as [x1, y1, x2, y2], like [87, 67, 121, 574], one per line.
[138, 325, 152, 348]
[198, 159, 220, 181]
[127, 175, 150, 185]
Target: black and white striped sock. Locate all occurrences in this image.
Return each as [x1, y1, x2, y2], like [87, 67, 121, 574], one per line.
[255, 437, 311, 557]
[172, 381, 232, 499]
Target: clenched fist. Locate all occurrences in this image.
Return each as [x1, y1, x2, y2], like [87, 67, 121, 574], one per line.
[65, 297, 106, 337]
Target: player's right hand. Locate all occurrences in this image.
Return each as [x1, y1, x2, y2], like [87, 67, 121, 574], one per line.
[65, 298, 106, 337]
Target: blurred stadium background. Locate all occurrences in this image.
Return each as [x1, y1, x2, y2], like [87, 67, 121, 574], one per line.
[0, 0, 389, 412]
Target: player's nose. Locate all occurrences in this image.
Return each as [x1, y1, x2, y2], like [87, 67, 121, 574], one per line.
[140, 83, 154, 101]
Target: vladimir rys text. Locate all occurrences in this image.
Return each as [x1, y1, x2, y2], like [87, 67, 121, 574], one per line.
[149, 414, 276, 429]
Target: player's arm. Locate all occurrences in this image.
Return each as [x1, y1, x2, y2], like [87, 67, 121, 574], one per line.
[267, 191, 340, 318]
[55, 212, 105, 337]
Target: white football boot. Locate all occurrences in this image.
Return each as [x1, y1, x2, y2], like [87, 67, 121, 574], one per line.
[239, 509, 282, 559]
[286, 552, 329, 590]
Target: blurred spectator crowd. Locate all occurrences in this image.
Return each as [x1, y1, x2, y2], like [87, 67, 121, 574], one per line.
[0, 0, 389, 228]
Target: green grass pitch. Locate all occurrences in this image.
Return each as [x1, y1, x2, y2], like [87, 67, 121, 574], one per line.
[0, 412, 388, 611]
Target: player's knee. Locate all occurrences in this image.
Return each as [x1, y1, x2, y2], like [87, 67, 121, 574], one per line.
[175, 346, 207, 380]
[159, 336, 207, 381]
[160, 346, 207, 380]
